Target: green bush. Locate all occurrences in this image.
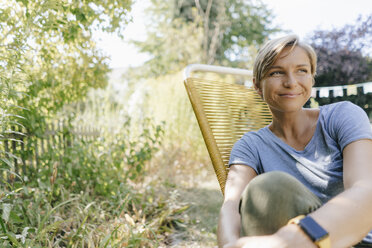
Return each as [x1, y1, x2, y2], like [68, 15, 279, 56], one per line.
[0, 117, 190, 247]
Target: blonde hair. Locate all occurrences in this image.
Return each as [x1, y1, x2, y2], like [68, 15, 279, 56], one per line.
[253, 35, 317, 88]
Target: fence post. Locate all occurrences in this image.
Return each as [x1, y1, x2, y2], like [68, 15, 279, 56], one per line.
[34, 137, 39, 173]
[11, 126, 19, 177]
[27, 137, 34, 176]
[19, 125, 26, 178]
[4, 139, 10, 182]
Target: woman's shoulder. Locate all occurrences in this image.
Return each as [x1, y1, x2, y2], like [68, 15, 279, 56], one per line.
[318, 101, 372, 151]
[321, 101, 359, 111]
[243, 126, 270, 138]
[319, 101, 370, 134]
[319, 101, 362, 118]
[237, 127, 271, 145]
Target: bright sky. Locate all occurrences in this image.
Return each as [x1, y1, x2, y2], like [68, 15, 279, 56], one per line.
[95, 0, 372, 69]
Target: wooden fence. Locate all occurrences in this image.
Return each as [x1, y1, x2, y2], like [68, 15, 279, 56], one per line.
[0, 121, 100, 183]
[313, 86, 372, 119]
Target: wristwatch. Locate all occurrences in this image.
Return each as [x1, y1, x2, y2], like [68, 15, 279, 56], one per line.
[288, 215, 330, 248]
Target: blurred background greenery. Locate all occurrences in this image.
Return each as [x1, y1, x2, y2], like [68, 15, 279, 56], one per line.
[0, 0, 371, 247]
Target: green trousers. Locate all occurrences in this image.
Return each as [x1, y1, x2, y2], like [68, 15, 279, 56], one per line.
[239, 171, 372, 247]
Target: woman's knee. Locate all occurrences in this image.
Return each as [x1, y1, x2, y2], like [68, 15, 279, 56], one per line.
[242, 171, 300, 199]
[239, 171, 322, 236]
[241, 171, 321, 209]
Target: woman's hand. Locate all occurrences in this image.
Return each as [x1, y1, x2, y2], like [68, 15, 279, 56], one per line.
[224, 224, 317, 248]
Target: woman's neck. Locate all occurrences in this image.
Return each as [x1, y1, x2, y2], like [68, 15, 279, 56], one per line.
[269, 108, 319, 150]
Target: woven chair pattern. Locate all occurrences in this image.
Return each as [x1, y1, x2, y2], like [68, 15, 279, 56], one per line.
[184, 77, 272, 194]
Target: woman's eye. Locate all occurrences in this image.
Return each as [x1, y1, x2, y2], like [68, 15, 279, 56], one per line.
[269, 71, 283, 76]
[298, 69, 308, 73]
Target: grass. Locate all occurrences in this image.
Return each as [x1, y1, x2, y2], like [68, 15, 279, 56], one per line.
[0, 137, 223, 247]
[148, 143, 223, 247]
[169, 185, 222, 247]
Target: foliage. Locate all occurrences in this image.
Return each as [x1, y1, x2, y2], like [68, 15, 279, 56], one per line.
[131, 0, 278, 78]
[188, 0, 277, 64]
[0, 117, 188, 247]
[0, 0, 132, 135]
[0, 178, 189, 247]
[308, 14, 372, 86]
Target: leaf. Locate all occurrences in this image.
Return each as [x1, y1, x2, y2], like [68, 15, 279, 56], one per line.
[124, 214, 135, 226]
[0, 216, 7, 233]
[99, 232, 111, 248]
[1, 204, 12, 223]
[83, 201, 95, 212]
[3, 130, 25, 136]
[99, 224, 123, 248]
[21, 227, 30, 244]
[37, 197, 79, 235]
[4, 151, 21, 161]
[0, 158, 14, 168]
[9, 211, 23, 224]
[1, 120, 26, 130]
[8, 104, 28, 111]
[3, 114, 25, 120]
[3, 138, 23, 144]
[5, 232, 21, 247]
[37, 220, 65, 236]
[173, 205, 189, 214]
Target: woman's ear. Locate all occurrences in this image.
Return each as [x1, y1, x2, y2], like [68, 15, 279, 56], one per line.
[253, 78, 263, 97]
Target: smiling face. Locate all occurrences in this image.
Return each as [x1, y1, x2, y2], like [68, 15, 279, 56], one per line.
[255, 46, 313, 114]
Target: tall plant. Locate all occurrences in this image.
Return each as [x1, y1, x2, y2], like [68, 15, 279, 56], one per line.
[308, 14, 372, 86]
[0, 0, 133, 135]
[130, 0, 278, 78]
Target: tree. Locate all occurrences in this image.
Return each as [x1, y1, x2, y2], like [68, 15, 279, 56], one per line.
[0, 0, 133, 134]
[131, 0, 278, 77]
[308, 14, 372, 86]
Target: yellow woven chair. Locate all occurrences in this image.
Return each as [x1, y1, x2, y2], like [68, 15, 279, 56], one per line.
[183, 64, 272, 194]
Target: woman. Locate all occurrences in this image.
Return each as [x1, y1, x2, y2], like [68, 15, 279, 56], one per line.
[218, 35, 372, 248]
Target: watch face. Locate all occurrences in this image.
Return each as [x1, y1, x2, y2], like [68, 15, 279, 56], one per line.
[299, 216, 329, 242]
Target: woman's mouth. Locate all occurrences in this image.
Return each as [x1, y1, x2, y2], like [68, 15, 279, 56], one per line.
[279, 93, 301, 98]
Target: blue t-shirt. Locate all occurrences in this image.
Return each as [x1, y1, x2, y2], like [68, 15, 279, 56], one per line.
[229, 101, 372, 242]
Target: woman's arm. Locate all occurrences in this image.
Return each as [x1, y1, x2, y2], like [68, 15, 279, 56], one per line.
[307, 139, 372, 247]
[272, 139, 372, 248]
[217, 165, 257, 247]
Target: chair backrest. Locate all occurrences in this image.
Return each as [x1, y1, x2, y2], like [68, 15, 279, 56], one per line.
[184, 64, 272, 194]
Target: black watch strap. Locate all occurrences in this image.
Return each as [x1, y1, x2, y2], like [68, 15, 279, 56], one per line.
[288, 215, 330, 248]
[299, 216, 328, 242]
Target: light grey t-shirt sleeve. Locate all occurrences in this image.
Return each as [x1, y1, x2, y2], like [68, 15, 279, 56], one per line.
[228, 132, 260, 174]
[326, 101, 372, 151]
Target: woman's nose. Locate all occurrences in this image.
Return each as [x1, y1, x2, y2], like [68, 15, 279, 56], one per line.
[283, 73, 297, 88]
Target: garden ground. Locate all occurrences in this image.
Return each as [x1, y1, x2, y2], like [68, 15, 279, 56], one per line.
[167, 165, 223, 247]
